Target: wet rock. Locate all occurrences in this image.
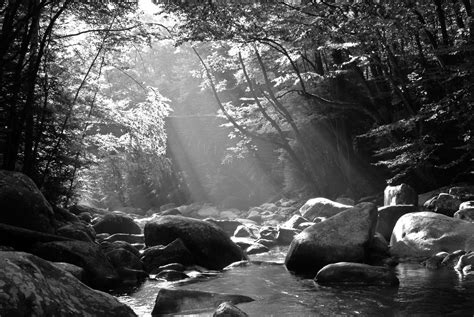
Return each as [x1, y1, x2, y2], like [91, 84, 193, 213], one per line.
[51, 262, 84, 281]
[0, 251, 136, 317]
[206, 219, 243, 237]
[259, 226, 278, 240]
[455, 252, 474, 272]
[247, 210, 262, 224]
[77, 212, 93, 223]
[390, 212, 474, 260]
[31, 240, 119, 290]
[384, 183, 417, 206]
[93, 213, 141, 235]
[454, 208, 474, 222]
[145, 216, 246, 270]
[376, 205, 418, 241]
[423, 193, 462, 217]
[100, 240, 140, 258]
[246, 243, 269, 255]
[231, 237, 256, 250]
[463, 265, 474, 275]
[104, 233, 145, 244]
[152, 288, 254, 315]
[0, 170, 55, 233]
[459, 201, 474, 210]
[141, 238, 194, 272]
[282, 215, 308, 229]
[56, 222, 96, 242]
[156, 269, 189, 281]
[105, 248, 144, 272]
[234, 225, 254, 238]
[315, 262, 399, 286]
[150, 263, 185, 275]
[299, 198, 352, 221]
[256, 238, 277, 248]
[441, 250, 466, 268]
[213, 302, 248, 317]
[423, 252, 450, 269]
[297, 222, 315, 230]
[285, 203, 377, 275]
[276, 227, 299, 245]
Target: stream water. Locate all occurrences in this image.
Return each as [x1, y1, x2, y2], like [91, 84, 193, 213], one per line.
[117, 247, 474, 316]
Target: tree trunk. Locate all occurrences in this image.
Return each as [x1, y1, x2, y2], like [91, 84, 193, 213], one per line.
[433, 0, 450, 46]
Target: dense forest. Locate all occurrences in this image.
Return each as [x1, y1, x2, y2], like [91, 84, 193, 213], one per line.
[0, 0, 472, 211]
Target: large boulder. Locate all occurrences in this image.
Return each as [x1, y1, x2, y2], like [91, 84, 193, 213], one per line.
[0, 223, 70, 251]
[375, 205, 418, 241]
[390, 212, 474, 260]
[299, 198, 352, 221]
[454, 208, 474, 222]
[285, 203, 377, 275]
[423, 193, 462, 217]
[0, 251, 136, 317]
[315, 262, 399, 286]
[31, 240, 119, 290]
[0, 170, 55, 233]
[93, 212, 141, 235]
[141, 238, 195, 272]
[144, 216, 246, 270]
[152, 288, 254, 315]
[384, 183, 417, 206]
[56, 222, 96, 242]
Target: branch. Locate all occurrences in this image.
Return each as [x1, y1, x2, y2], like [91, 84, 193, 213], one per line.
[57, 25, 139, 38]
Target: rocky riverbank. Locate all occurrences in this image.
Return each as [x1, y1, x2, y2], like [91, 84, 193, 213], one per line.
[1, 170, 473, 316]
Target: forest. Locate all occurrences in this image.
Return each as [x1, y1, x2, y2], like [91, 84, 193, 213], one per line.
[0, 0, 472, 211]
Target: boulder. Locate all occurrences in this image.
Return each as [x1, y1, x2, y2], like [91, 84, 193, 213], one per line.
[52, 206, 80, 228]
[51, 262, 84, 281]
[206, 219, 243, 236]
[246, 210, 262, 224]
[297, 222, 315, 230]
[234, 225, 254, 238]
[460, 201, 474, 210]
[423, 193, 462, 216]
[448, 186, 474, 201]
[315, 262, 399, 286]
[299, 198, 352, 221]
[246, 243, 269, 255]
[150, 263, 185, 275]
[259, 226, 278, 240]
[197, 206, 220, 218]
[155, 269, 189, 281]
[56, 222, 96, 242]
[31, 240, 119, 290]
[161, 208, 182, 216]
[375, 205, 418, 241]
[0, 223, 70, 251]
[160, 203, 177, 212]
[390, 212, 474, 260]
[144, 216, 246, 270]
[100, 240, 140, 258]
[231, 237, 256, 250]
[105, 248, 144, 272]
[69, 204, 108, 216]
[213, 302, 248, 317]
[141, 238, 194, 272]
[441, 250, 466, 268]
[454, 208, 474, 222]
[455, 252, 474, 272]
[0, 170, 55, 233]
[276, 227, 299, 245]
[256, 238, 277, 248]
[93, 213, 141, 235]
[423, 252, 450, 269]
[220, 210, 239, 219]
[282, 215, 308, 229]
[285, 203, 377, 274]
[384, 183, 417, 206]
[0, 251, 136, 317]
[152, 288, 254, 315]
[104, 233, 145, 244]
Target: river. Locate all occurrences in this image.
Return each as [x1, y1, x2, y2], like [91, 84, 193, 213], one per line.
[117, 247, 474, 316]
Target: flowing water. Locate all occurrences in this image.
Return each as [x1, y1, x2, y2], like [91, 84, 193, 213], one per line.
[117, 248, 474, 316]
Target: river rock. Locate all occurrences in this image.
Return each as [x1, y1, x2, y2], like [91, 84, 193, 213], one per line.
[161, 208, 182, 216]
[454, 208, 474, 222]
[152, 288, 254, 315]
[423, 193, 462, 216]
[285, 203, 377, 274]
[234, 225, 254, 238]
[0, 222, 70, 251]
[455, 252, 474, 272]
[51, 262, 84, 281]
[441, 250, 466, 267]
[69, 204, 108, 216]
[449, 186, 474, 200]
[213, 302, 248, 317]
[145, 216, 246, 270]
[105, 248, 144, 272]
[384, 183, 417, 206]
[206, 219, 243, 236]
[52, 206, 80, 228]
[0, 170, 55, 233]
[197, 206, 220, 218]
[156, 269, 189, 281]
[282, 215, 308, 229]
[375, 205, 418, 241]
[246, 243, 269, 255]
[141, 238, 194, 272]
[336, 197, 355, 206]
[277, 227, 299, 245]
[423, 252, 450, 269]
[299, 198, 352, 221]
[460, 201, 474, 210]
[100, 240, 140, 258]
[247, 209, 262, 224]
[151, 263, 185, 275]
[315, 262, 399, 286]
[56, 222, 96, 242]
[390, 212, 474, 260]
[0, 251, 136, 317]
[31, 240, 119, 290]
[93, 213, 141, 235]
[104, 233, 145, 244]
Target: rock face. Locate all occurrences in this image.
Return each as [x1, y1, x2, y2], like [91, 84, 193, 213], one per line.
[299, 198, 352, 221]
[0, 251, 136, 317]
[152, 288, 254, 315]
[390, 212, 474, 260]
[0, 170, 55, 233]
[93, 213, 141, 235]
[144, 216, 246, 270]
[315, 262, 399, 286]
[31, 240, 119, 289]
[375, 205, 418, 241]
[384, 183, 417, 206]
[285, 203, 378, 275]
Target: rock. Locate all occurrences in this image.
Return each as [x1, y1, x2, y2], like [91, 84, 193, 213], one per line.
[336, 197, 355, 206]
[231, 237, 256, 250]
[220, 210, 239, 219]
[297, 222, 315, 230]
[463, 264, 474, 275]
[259, 226, 278, 240]
[299, 198, 352, 221]
[213, 302, 248, 317]
[315, 262, 399, 286]
[161, 208, 182, 216]
[69, 204, 108, 216]
[144, 216, 246, 270]
[460, 201, 474, 210]
[206, 219, 243, 237]
[56, 222, 96, 242]
[31, 240, 119, 290]
[455, 252, 474, 272]
[96, 233, 110, 241]
[100, 240, 140, 258]
[141, 238, 194, 272]
[104, 233, 145, 244]
[441, 250, 466, 268]
[0, 170, 55, 233]
[368, 233, 390, 255]
[448, 186, 474, 201]
[423, 252, 450, 269]
[390, 212, 474, 260]
[0, 223, 71, 251]
[282, 215, 308, 229]
[234, 225, 254, 238]
[423, 193, 462, 217]
[285, 203, 377, 274]
[197, 206, 220, 218]
[384, 183, 417, 206]
[51, 262, 84, 281]
[375, 205, 418, 241]
[276, 227, 299, 245]
[105, 248, 144, 272]
[246, 243, 269, 255]
[156, 269, 189, 281]
[247, 210, 262, 224]
[0, 251, 137, 317]
[150, 263, 185, 275]
[454, 208, 474, 222]
[160, 203, 177, 212]
[152, 288, 254, 315]
[256, 238, 277, 248]
[52, 206, 80, 228]
[93, 213, 141, 235]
